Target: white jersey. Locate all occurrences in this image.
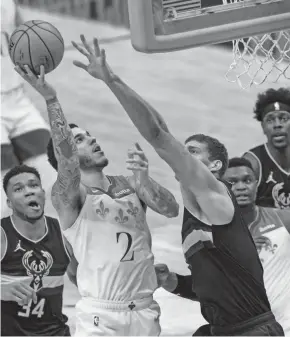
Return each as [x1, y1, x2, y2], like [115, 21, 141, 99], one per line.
[250, 207, 290, 334]
[1, 0, 23, 93]
[63, 175, 158, 302]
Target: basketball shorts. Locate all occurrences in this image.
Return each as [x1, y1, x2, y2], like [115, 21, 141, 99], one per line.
[1, 87, 50, 170]
[74, 296, 161, 336]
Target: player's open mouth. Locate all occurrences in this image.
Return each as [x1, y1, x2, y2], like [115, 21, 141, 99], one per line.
[92, 145, 101, 153]
[272, 133, 287, 141]
[235, 195, 249, 201]
[28, 201, 41, 210]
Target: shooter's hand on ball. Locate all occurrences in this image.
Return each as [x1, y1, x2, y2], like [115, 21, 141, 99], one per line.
[14, 64, 56, 101]
[72, 34, 114, 83]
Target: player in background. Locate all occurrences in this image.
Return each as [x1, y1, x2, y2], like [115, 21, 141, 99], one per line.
[1, 165, 72, 336]
[1, 0, 54, 216]
[156, 157, 290, 335]
[71, 34, 284, 336]
[14, 58, 179, 336]
[243, 88, 290, 209]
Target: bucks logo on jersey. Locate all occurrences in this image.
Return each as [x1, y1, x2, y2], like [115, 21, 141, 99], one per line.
[271, 180, 290, 209]
[22, 250, 53, 291]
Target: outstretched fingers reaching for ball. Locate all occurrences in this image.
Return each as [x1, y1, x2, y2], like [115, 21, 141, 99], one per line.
[14, 64, 56, 101]
[72, 34, 114, 82]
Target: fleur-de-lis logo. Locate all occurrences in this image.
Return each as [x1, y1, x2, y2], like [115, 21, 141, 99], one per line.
[126, 201, 139, 217]
[115, 209, 129, 224]
[96, 201, 109, 218]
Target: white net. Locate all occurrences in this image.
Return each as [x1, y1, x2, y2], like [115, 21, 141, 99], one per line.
[224, 0, 290, 89]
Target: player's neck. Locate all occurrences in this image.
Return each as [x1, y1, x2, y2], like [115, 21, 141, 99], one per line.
[240, 204, 258, 225]
[266, 142, 290, 169]
[81, 170, 111, 192]
[11, 213, 46, 241]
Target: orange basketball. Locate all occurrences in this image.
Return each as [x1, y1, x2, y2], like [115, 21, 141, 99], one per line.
[9, 20, 64, 75]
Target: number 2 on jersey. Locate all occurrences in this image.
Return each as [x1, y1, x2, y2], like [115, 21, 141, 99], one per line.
[18, 298, 45, 318]
[116, 232, 134, 262]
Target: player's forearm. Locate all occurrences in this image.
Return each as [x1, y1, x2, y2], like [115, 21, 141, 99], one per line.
[138, 177, 179, 218]
[106, 75, 170, 144]
[46, 97, 79, 167]
[171, 274, 199, 301]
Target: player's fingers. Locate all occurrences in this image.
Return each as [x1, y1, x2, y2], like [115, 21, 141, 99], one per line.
[39, 65, 45, 83]
[71, 41, 90, 58]
[24, 65, 37, 79]
[126, 159, 148, 167]
[154, 264, 169, 273]
[80, 34, 93, 55]
[101, 49, 106, 67]
[128, 149, 147, 161]
[127, 166, 148, 172]
[12, 290, 29, 305]
[32, 290, 37, 304]
[93, 38, 101, 56]
[73, 60, 88, 71]
[14, 65, 27, 78]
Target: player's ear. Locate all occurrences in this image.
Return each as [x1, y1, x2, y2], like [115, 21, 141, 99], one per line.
[209, 160, 222, 173]
[6, 198, 12, 210]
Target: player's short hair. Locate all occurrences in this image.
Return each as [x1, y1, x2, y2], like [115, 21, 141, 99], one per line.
[3, 165, 41, 194]
[47, 123, 79, 171]
[254, 87, 290, 122]
[185, 134, 228, 177]
[228, 157, 254, 172]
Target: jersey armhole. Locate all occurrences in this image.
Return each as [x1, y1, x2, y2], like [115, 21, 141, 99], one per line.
[51, 217, 72, 260]
[1, 227, 8, 261]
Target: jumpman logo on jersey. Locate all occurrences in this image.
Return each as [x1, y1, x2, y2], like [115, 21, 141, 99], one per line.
[14, 240, 25, 252]
[266, 171, 277, 184]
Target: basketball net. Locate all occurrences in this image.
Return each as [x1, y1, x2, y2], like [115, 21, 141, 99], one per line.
[224, 0, 290, 89]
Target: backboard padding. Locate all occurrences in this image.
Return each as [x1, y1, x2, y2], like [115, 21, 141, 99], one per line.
[128, 0, 290, 53]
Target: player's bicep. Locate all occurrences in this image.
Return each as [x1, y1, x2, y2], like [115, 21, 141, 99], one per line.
[1, 227, 7, 261]
[154, 131, 211, 188]
[197, 190, 235, 225]
[155, 131, 228, 195]
[242, 152, 261, 182]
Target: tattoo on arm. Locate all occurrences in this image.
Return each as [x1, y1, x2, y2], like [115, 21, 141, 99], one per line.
[137, 177, 179, 218]
[47, 98, 81, 209]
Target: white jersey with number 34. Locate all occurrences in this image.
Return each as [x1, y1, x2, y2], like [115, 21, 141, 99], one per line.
[63, 175, 158, 302]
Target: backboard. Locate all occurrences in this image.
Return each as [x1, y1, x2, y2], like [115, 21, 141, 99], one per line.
[128, 0, 290, 53]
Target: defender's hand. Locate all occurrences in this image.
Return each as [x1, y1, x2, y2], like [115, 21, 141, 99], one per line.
[2, 281, 37, 306]
[14, 65, 56, 101]
[154, 264, 178, 292]
[126, 143, 149, 186]
[72, 34, 114, 83]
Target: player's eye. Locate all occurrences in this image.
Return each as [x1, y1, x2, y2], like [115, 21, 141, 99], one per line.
[280, 116, 289, 122]
[14, 187, 23, 192]
[31, 183, 39, 188]
[75, 137, 83, 144]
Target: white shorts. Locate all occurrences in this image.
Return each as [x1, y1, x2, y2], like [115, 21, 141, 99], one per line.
[74, 296, 161, 336]
[1, 86, 49, 143]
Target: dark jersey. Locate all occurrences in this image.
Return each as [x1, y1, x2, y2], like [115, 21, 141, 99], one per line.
[1, 216, 70, 336]
[181, 181, 271, 326]
[247, 144, 290, 209]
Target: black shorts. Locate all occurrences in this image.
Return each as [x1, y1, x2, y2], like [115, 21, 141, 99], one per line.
[210, 311, 284, 336]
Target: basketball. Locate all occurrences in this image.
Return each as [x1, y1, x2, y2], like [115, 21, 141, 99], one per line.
[9, 20, 64, 75]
